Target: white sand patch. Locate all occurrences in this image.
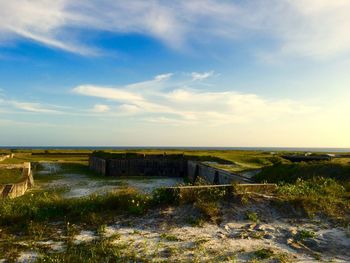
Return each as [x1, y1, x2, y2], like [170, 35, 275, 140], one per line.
[119, 178, 184, 193]
[317, 228, 350, 247]
[37, 162, 183, 198]
[36, 240, 64, 252]
[17, 251, 38, 263]
[37, 163, 61, 175]
[73, 230, 97, 244]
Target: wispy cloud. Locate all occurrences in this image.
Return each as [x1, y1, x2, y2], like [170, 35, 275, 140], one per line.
[0, 1, 349, 59]
[0, 98, 63, 114]
[72, 73, 317, 126]
[191, 71, 214, 81]
[91, 104, 110, 113]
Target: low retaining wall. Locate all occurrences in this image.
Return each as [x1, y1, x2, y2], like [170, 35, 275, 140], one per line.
[0, 153, 14, 162]
[0, 162, 34, 199]
[187, 161, 252, 184]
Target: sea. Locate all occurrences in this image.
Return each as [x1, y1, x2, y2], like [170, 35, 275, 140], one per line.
[0, 146, 349, 153]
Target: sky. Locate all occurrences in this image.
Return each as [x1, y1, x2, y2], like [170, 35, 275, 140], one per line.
[0, 0, 349, 147]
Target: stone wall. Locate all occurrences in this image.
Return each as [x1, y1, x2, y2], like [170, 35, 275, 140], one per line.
[0, 162, 34, 199]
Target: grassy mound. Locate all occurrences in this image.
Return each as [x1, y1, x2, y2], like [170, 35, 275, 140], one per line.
[0, 169, 23, 184]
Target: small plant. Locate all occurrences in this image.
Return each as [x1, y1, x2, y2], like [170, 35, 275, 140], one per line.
[254, 248, 274, 259]
[97, 224, 107, 236]
[27, 220, 47, 240]
[65, 221, 79, 238]
[246, 211, 260, 223]
[160, 233, 179, 242]
[297, 229, 316, 240]
[186, 216, 205, 227]
[194, 200, 221, 223]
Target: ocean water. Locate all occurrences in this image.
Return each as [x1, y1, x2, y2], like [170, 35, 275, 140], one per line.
[0, 146, 349, 153]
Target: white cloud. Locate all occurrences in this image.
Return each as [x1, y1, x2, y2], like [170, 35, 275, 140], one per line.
[191, 71, 214, 81]
[72, 85, 143, 102]
[0, 99, 63, 114]
[91, 104, 110, 113]
[0, 0, 349, 59]
[154, 73, 173, 81]
[72, 73, 317, 126]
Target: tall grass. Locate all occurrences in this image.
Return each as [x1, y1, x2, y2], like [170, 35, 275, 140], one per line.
[255, 162, 350, 184]
[0, 188, 152, 231]
[275, 178, 350, 222]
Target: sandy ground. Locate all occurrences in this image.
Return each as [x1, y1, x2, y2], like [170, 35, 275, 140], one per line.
[37, 163, 184, 198]
[8, 202, 350, 263]
[2, 163, 349, 262]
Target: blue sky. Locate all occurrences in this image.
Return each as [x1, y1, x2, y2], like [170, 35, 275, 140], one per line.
[0, 0, 349, 147]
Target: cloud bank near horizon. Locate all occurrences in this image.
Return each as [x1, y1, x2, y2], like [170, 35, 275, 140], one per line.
[72, 72, 317, 126]
[1, 72, 349, 147]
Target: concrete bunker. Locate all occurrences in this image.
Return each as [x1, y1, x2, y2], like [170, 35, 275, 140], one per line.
[89, 152, 251, 185]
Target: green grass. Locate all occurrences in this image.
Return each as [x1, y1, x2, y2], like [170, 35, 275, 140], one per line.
[0, 168, 23, 184]
[297, 229, 316, 241]
[254, 160, 350, 223]
[160, 233, 179, 242]
[246, 211, 260, 223]
[253, 248, 274, 259]
[254, 160, 350, 184]
[35, 238, 142, 262]
[0, 188, 153, 232]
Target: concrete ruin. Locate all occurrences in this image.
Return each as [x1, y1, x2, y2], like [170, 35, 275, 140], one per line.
[0, 153, 14, 162]
[0, 162, 34, 198]
[89, 152, 251, 184]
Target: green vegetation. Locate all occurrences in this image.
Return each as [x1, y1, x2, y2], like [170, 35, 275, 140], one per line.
[255, 160, 350, 223]
[297, 229, 316, 241]
[246, 211, 260, 223]
[255, 160, 350, 184]
[160, 233, 179, 242]
[0, 188, 153, 234]
[37, 238, 143, 262]
[1, 149, 350, 261]
[1, 150, 89, 165]
[0, 168, 22, 184]
[253, 248, 274, 259]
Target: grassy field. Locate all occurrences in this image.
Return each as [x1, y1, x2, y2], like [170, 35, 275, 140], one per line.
[1, 149, 286, 173]
[0, 168, 23, 184]
[1, 149, 350, 261]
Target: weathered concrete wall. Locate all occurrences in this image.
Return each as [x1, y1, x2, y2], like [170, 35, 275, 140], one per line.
[107, 158, 186, 177]
[187, 161, 251, 184]
[0, 153, 14, 162]
[90, 155, 252, 185]
[0, 162, 34, 199]
[89, 157, 106, 175]
[90, 155, 186, 177]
